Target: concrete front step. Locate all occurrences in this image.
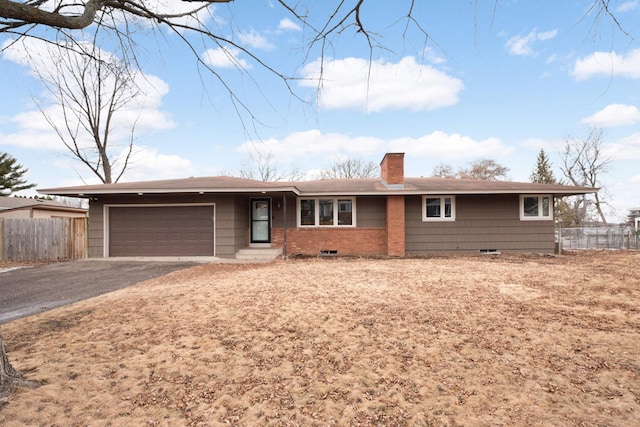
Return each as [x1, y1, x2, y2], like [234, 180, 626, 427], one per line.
[235, 247, 283, 260]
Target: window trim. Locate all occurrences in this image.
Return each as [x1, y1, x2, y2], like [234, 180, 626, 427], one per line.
[520, 194, 553, 221]
[422, 195, 456, 222]
[297, 197, 356, 227]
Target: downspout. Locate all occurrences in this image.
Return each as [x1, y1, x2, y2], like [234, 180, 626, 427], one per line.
[282, 192, 287, 260]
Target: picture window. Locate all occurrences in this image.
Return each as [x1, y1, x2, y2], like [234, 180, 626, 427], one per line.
[298, 198, 355, 227]
[422, 196, 455, 221]
[520, 195, 552, 220]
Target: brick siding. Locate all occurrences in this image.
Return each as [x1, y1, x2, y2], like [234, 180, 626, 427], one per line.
[271, 227, 387, 256]
[380, 153, 405, 185]
[386, 195, 405, 256]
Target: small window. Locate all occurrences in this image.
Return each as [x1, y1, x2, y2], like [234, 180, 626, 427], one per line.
[422, 196, 455, 221]
[300, 199, 315, 225]
[337, 199, 353, 225]
[319, 199, 334, 226]
[520, 195, 552, 220]
[298, 197, 355, 227]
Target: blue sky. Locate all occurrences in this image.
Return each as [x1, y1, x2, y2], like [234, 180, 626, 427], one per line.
[0, 1, 639, 223]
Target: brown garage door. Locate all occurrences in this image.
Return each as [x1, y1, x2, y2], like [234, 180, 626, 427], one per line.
[109, 205, 215, 256]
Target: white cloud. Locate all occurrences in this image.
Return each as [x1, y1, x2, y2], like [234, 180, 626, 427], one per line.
[505, 29, 558, 56]
[573, 49, 640, 81]
[423, 46, 447, 65]
[602, 132, 640, 160]
[278, 18, 301, 32]
[238, 129, 385, 163]
[115, 0, 219, 31]
[617, 1, 638, 12]
[36, 145, 196, 185]
[237, 129, 509, 169]
[537, 29, 558, 41]
[202, 46, 251, 69]
[0, 38, 175, 154]
[300, 56, 463, 112]
[124, 146, 195, 181]
[239, 30, 275, 51]
[388, 131, 511, 160]
[582, 104, 640, 127]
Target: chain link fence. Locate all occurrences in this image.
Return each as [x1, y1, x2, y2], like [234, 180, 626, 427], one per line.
[557, 227, 639, 252]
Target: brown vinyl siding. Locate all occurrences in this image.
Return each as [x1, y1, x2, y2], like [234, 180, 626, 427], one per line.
[214, 196, 237, 257]
[356, 196, 386, 227]
[405, 194, 555, 254]
[233, 196, 250, 251]
[88, 202, 105, 258]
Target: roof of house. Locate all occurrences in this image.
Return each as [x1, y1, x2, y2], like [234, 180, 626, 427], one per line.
[38, 175, 596, 198]
[0, 196, 87, 213]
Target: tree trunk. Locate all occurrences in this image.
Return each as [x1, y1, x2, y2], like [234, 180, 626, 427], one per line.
[0, 328, 39, 401]
[593, 192, 608, 226]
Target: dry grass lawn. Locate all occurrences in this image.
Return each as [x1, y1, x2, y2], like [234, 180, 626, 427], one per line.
[0, 251, 639, 426]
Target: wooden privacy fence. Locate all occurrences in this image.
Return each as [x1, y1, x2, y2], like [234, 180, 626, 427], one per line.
[0, 217, 87, 261]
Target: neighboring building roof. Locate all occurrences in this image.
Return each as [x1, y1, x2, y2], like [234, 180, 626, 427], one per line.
[39, 176, 596, 198]
[0, 196, 87, 214]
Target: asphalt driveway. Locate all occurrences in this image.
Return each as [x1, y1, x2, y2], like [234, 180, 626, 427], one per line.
[0, 260, 200, 324]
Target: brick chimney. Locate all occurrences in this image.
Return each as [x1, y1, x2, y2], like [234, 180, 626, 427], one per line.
[380, 153, 405, 187]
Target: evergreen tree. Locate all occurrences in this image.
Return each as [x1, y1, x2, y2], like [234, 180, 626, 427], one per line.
[530, 149, 556, 184]
[0, 152, 36, 196]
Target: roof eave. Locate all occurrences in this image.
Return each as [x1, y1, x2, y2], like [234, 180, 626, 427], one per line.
[298, 189, 598, 197]
[40, 186, 302, 197]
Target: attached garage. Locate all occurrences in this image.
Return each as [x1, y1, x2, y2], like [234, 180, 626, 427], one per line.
[107, 204, 215, 256]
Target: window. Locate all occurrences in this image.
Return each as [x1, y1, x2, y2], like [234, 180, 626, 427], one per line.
[520, 195, 552, 220]
[422, 196, 455, 221]
[298, 198, 355, 227]
[300, 199, 315, 225]
[337, 199, 353, 225]
[319, 199, 333, 225]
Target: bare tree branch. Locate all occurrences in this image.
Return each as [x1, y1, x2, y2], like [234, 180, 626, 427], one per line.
[240, 146, 303, 182]
[0, 0, 232, 31]
[30, 37, 143, 183]
[320, 158, 378, 179]
[560, 127, 612, 225]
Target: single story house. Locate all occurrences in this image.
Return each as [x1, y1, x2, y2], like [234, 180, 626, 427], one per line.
[0, 196, 87, 219]
[40, 153, 595, 258]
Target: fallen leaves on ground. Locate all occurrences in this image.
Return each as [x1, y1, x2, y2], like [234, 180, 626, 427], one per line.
[1, 251, 639, 426]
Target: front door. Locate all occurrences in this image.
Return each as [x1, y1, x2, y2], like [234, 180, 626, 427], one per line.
[250, 199, 271, 243]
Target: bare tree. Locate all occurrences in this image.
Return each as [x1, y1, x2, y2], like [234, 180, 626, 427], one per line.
[320, 158, 378, 179]
[27, 39, 143, 184]
[1, 330, 40, 401]
[560, 127, 611, 225]
[432, 163, 456, 178]
[0, 1, 628, 44]
[0, 1, 628, 134]
[459, 159, 510, 181]
[433, 159, 510, 181]
[239, 146, 304, 182]
[0, 1, 431, 133]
